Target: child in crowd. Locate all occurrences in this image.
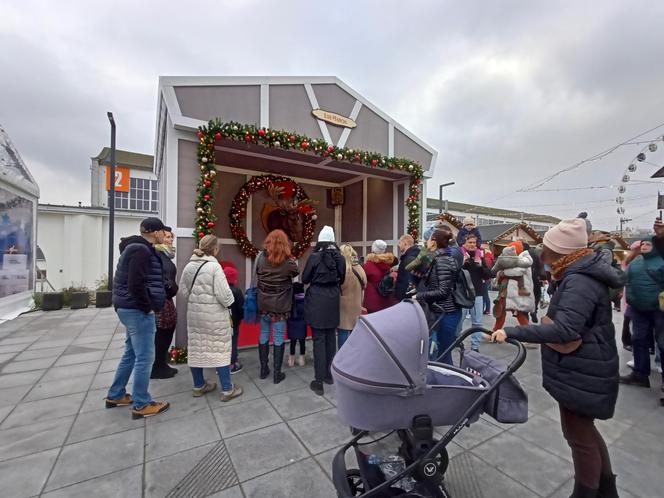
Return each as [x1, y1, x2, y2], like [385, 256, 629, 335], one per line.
[492, 245, 531, 296]
[405, 244, 436, 284]
[287, 282, 307, 367]
[223, 266, 245, 374]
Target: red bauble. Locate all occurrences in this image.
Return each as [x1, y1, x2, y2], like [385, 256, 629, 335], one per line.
[354, 154, 361, 162]
[203, 194, 210, 201]
[207, 222, 215, 228]
[244, 134, 252, 143]
[301, 140, 310, 150]
[258, 128, 266, 137]
[214, 132, 222, 141]
[204, 180, 211, 188]
[198, 232, 205, 238]
[323, 151, 329, 157]
[289, 135, 295, 142]
[371, 159, 378, 167]
[327, 145, 334, 152]
[197, 131, 204, 140]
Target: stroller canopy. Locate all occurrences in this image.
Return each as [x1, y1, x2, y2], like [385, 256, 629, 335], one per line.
[333, 300, 429, 396]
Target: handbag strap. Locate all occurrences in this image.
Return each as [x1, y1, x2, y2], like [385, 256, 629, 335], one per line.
[351, 267, 366, 290]
[189, 261, 209, 295]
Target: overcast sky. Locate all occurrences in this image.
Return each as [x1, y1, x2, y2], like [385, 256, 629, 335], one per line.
[2, 0, 664, 230]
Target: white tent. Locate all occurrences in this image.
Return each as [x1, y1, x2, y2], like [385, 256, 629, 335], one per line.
[0, 124, 39, 321]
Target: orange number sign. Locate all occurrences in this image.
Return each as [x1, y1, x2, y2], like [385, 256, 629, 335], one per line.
[106, 166, 130, 192]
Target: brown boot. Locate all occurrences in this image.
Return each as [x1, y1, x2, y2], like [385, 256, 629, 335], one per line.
[105, 394, 132, 408]
[131, 401, 170, 419]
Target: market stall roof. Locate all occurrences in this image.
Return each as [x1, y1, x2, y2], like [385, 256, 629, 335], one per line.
[154, 76, 437, 182]
[0, 124, 39, 198]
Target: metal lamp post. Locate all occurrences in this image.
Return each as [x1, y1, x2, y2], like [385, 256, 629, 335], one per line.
[438, 182, 455, 214]
[107, 112, 116, 291]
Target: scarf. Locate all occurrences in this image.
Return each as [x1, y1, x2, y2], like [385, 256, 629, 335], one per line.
[550, 248, 593, 280]
[461, 247, 484, 264]
[154, 244, 175, 259]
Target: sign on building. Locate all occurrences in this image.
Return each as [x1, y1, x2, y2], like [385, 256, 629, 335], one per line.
[105, 166, 130, 192]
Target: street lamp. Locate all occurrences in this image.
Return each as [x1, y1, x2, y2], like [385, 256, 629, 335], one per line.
[107, 112, 116, 291]
[439, 182, 455, 214]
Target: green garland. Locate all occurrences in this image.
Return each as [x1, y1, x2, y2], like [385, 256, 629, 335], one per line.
[194, 118, 424, 243]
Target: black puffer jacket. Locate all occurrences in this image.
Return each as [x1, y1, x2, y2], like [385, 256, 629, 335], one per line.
[113, 236, 165, 313]
[156, 250, 178, 299]
[505, 252, 625, 420]
[302, 243, 346, 329]
[417, 249, 460, 315]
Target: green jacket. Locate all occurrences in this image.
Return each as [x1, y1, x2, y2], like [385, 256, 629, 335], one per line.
[626, 247, 664, 311]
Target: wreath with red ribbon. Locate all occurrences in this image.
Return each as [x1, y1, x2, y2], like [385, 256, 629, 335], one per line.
[229, 175, 317, 258]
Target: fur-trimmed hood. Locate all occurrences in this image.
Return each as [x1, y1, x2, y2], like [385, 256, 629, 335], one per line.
[366, 252, 396, 265]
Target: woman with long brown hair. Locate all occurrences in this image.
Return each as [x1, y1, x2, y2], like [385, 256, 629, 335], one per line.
[256, 229, 299, 384]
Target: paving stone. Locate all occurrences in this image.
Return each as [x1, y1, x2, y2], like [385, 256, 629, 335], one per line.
[270, 386, 333, 420]
[0, 415, 74, 462]
[0, 384, 30, 407]
[25, 375, 92, 402]
[446, 416, 503, 450]
[0, 404, 14, 423]
[0, 448, 60, 498]
[254, 369, 307, 396]
[213, 397, 281, 438]
[0, 343, 30, 354]
[27, 338, 74, 350]
[142, 371, 197, 398]
[287, 408, 351, 454]
[448, 452, 534, 498]
[471, 431, 572, 497]
[508, 414, 572, 462]
[0, 336, 37, 346]
[242, 457, 334, 497]
[43, 464, 143, 498]
[79, 388, 110, 414]
[103, 348, 125, 360]
[1, 392, 85, 429]
[0, 369, 43, 388]
[204, 486, 244, 498]
[90, 370, 126, 390]
[0, 352, 16, 362]
[13, 346, 67, 361]
[45, 427, 144, 491]
[144, 442, 217, 498]
[226, 423, 308, 482]
[146, 410, 220, 461]
[54, 350, 105, 366]
[143, 388, 209, 424]
[2, 356, 55, 373]
[98, 358, 120, 373]
[41, 361, 100, 382]
[313, 445, 359, 480]
[67, 405, 144, 444]
[72, 334, 114, 345]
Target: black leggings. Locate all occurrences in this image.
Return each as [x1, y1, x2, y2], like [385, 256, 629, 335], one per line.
[290, 338, 306, 355]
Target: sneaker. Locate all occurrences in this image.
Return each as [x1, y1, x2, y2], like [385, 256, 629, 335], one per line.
[656, 365, 663, 374]
[310, 380, 324, 396]
[230, 362, 243, 374]
[105, 394, 132, 408]
[192, 381, 217, 397]
[619, 373, 651, 388]
[220, 385, 243, 402]
[132, 401, 170, 419]
[626, 360, 634, 369]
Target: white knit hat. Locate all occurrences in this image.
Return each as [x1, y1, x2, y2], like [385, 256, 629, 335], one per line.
[463, 217, 475, 226]
[372, 239, 387, 254]
[543, 219, 588, 255]
[318, 225, 335, 243]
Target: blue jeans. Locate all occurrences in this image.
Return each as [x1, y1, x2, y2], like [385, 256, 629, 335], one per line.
[338, 329, 351, 349]
[260, 316, 286, 346]
[107, 309, 156, 410]
[630, 308, 664, 378]
[435, 310, 462, 365]
[190, 366, 232, 392]
[468, 296, 485, 350]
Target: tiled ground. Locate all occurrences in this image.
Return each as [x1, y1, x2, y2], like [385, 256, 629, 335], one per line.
[0, 308, 662, 497]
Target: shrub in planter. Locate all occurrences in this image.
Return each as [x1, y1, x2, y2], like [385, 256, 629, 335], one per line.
[70, 291, 90, 309]
[96, 290, 112, 308]
[42, 292, 64, 311]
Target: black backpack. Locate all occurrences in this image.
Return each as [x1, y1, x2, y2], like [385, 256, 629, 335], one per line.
[378, 270, 395, 297]
[452, 268, 476, 308]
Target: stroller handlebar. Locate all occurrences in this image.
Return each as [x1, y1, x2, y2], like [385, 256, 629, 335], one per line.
[439, 326, 527, 375]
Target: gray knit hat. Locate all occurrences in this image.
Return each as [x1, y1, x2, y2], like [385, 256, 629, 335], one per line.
[577, 212, 592, 235]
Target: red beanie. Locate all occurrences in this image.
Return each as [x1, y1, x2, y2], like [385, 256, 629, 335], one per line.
[223, 266, 239, 286]
[508, 240, 525, 255]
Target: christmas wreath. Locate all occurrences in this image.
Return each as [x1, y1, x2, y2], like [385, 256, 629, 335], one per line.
[194, 118, 424, 245]
[230, 175, 317, 258]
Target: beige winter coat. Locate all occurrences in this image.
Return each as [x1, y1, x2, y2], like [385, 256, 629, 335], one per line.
[178, 254, 234, 368]
[339, 263, 366, 331]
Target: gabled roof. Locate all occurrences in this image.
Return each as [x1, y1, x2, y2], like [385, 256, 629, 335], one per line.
[0, 124, 39, 198]
[93, 148, 154, 170]
[479, 222, 544, 244]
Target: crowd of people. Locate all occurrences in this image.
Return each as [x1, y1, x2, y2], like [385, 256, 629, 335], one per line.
[102, 213, 664, 498]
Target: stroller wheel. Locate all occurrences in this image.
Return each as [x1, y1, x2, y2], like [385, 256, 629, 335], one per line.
[346, 469, 365, 496]
[434, 447, 450, 476]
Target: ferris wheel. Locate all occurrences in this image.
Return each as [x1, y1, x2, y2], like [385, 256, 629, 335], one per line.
[615, 135, 664, 229]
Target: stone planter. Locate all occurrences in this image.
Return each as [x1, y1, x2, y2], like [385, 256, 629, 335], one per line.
[70, 292, 89, 309]
[95, 290, 113, 308]
[42, 292, 64, 311]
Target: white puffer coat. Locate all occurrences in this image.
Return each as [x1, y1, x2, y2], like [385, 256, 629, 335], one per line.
[503, 252, 536, 313]
[178, 254, 234, 368]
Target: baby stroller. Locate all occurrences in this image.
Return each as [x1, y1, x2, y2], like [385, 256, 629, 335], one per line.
[331, 300, 528, 497]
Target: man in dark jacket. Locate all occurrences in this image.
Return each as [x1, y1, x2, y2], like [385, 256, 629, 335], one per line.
[394, 234, 420, 300]
[105, 217, 170, 420]
[461, 234, 492, 351]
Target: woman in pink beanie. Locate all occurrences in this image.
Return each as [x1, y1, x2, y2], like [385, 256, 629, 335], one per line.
[491, 218, 625, 498]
